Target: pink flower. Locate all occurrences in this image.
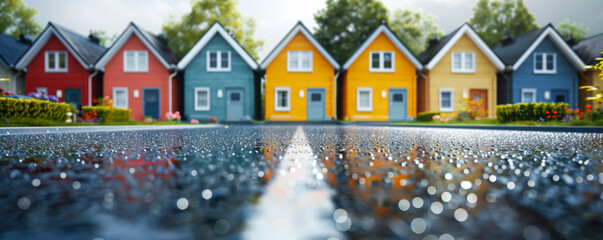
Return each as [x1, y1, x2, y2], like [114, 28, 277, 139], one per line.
[190, 119, 199, 124]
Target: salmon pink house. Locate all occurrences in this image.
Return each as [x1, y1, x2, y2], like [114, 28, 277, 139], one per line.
[95, 22, 180, 121]
[15, 22, 106, 107]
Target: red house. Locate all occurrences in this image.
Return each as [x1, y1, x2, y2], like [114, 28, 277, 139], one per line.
[15, 22, 106, 106]
[95, 22, 180, 121]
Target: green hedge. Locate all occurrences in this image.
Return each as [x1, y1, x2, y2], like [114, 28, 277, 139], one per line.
[0, 98, 70, 121]
[417, 111, 440, 122]
[82, 106, 131, 122]
[496, 102, 569, 123]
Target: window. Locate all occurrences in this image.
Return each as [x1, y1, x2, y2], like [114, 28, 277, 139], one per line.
[439, 89, 454, 112]
[357, 88, 373, 112]
[521, 88, 537, 103]
[533, 53, 556, 74]
[287, 51, 312, 72]
[274, 87, 291, 111]
[36, 87, 48, 96]
[45, 51, 67, 72]
[113, 88, 128, 108]
[123, 51, 148, 72]
[369, 51, 394, 72]
[207, 50, 231, 71]
[451, 52, 475, 73]
[194, 87, 210, 111]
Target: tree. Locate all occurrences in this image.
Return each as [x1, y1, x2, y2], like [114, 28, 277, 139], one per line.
[162, 0, 263, 60]
[314, 0, 388, 64]
[91, 29, 117, 47]
[389, 8, 444, 55]
[557, 18, 589, 41]
[469, 0, 538, 47]
[0, 0, 41, 37]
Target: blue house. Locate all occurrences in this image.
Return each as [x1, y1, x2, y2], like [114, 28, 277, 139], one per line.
[177, 22, 259, 121]
[494, 24, 585, 108]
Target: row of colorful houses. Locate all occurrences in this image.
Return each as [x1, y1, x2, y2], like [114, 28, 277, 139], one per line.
[0, 21, 601, 121]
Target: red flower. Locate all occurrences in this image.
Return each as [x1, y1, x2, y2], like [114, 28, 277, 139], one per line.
[552, 116, 556, 119]
[586, 104, 592, 108]
[546, 111, 550, 114]
[574, 109, 579, 114]
[587, 109, 592, 113]
[553, 111, 557, 114]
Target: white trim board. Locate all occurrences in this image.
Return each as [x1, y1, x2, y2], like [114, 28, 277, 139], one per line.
[343, 25, 422, 70]
[95, 22, 173, 70]
[425, 24, 504, 71]
[178, 22, 258, 70]
[511, 26, 585, 71]
[15, 24, 90, 70]
[260, 21, 339, 70]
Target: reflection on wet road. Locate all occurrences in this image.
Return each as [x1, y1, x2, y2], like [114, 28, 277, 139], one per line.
[0, 125, 602, 240]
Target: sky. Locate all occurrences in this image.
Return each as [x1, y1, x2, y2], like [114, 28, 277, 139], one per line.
[23, 0, 603, 62]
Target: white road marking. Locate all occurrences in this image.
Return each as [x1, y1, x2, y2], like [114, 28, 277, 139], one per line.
[244, 126, 343, 240]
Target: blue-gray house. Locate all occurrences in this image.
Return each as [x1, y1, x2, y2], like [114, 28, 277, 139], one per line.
[177, 23, 259, 121]
[494, 24, 585, 108]
[0, 34, 31, 94]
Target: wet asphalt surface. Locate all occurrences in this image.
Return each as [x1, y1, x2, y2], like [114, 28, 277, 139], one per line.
[0, 125, 602, 240]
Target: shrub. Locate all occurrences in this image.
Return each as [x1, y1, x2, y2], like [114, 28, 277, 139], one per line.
[417, 111, 440, 122]
[82, 106, 131, 123]
[0, 98, 70, 121]
[496, 102, 568, 123]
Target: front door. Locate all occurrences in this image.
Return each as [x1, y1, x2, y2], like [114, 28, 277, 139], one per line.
[551, 89, 569, 103]
[226, 89, 244, 120]
[65, 89, 81, 107]
[469, 89, 488, 117]
[143, 89, 160, 120]
[388, 89, 407, 121]
[307, 88, 326, 121]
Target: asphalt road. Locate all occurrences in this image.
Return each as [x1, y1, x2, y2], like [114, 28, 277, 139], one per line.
[0, 125, 601, 240]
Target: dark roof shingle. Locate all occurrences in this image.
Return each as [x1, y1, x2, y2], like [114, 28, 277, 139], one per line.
[572, 33, 603, 65]
[0, 34, 31, 67]
[493, 25, 548, 65]
[51, 22, 106, 66]
[418, 25, 462, 65]
[132, 23, 179, 65]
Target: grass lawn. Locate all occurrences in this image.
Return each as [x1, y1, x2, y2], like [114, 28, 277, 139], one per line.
[0, 118, 201, 127]
[391, 118, 603, 127]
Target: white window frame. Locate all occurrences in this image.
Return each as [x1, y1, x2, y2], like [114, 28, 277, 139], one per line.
[439, 88, 454, 112]
[274, 87, 291, 112]
[206, 50, 231, 72]
[194, 87, 210, 111]
[112, 87, 129, 109]
[36, 87, 48, 96]
[45, 51, 68, 72]
[533, 52, 556, 74]
[520, 88, 537, 103]
[356, 87, 373, 112]
[451, 52, 475, 73]
[369, 51, 395, 72]
[123, 50, 149, 72]
[287, 51, 313, 72]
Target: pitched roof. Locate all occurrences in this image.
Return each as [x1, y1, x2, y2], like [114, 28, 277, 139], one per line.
[0, 34, 31, 67]
[177, 22, 258, 70]
[493, 27, 546, 66]
[95, 22, 179, 70]
[572, 32, 603, 65]
[260, 21, 339, 70]
[493, 23, 585, 71]
[418, 23, 504, 71]
[15, 22, 106, 70]
[342, 24, 422, 70]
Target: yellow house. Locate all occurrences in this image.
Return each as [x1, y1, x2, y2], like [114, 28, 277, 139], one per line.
[261, 21, 340, 121]
[342, 24, 423, 121]
[418, 23, 504, 118]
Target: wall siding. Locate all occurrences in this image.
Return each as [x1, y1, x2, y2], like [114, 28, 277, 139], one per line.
[264, 32, 336, 121]
[512, 37, 579, 107]
[343, 33, 417, 121]
[183, 34, 256, 121]
[427, 34, 498, 118]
